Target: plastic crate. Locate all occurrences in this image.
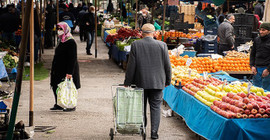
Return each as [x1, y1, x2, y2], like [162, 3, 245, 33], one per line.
[180, 51, 197, 57]
[204, 26, 218, 35]
[234, 25, 253, 38]
[202, 39, 218, 53]
[234, 13, 255, 26]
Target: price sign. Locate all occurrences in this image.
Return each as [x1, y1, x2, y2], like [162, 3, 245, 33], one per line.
[247, 82, 253, 93]
[203, 71, 208, 80]
[188, 69, 191, 77]
[186, 58, 192, 67]
[222, 80, 227, 91]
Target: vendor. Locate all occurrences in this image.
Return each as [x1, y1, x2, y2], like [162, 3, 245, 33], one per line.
[217, 14, 235, 55]
[250, 23, 270, 91]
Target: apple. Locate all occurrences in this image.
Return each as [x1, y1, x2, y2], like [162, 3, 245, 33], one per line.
[263, 114, 269, 118]
[244, 109, 250, 115]
[236, 113, 242, 118]
[233, 95, 242, 100]
[227, 93, 234, 98]
[255, 113, 262, 118]
[249, 114, 255, 118]
[247, 103, 253, 110]
[267, 94, 270, 99]
[252, 103, 260, 110]
[260, 104, 267, 110]
[242, 114, 248, 118]
[243, 98, 250, 104]
[237, 92, 246, 98]
[265, 108, 270, 114]
[248, 94, 256, 100]
[259, 108, 266, 114]
[251, 109, 258, 115]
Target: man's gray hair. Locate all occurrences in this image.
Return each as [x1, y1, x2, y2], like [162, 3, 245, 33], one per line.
[227, 14, 234, 20]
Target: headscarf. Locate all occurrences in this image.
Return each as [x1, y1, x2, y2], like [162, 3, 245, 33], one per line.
[57, 22, 74, 43]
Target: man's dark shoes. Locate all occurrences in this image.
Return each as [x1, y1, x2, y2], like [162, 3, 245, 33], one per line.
[63, 107, 76, 112]
[50, 104, 63, 110]
[151, 131, 159, 139]
[86, 51, 92, 55]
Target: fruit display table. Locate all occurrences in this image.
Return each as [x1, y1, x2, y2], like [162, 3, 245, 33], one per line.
[163, 85, 270, 140]
[111, 44, 128, 64]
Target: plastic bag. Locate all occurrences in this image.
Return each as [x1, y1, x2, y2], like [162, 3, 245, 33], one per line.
[74, 26, 80, 33]
[57, 78, 78, 109]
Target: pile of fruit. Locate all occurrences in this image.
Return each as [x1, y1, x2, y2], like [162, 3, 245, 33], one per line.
[171, 65, 201, 86]
[3, 54, 18, 69]
[162, 31, 204, 40]
[211, 92, 270, 118]
[225, 50, 249, 58]
[169, 55, 251, 73]
[105, 28, 142, 44]
[106, 28, 117, 34]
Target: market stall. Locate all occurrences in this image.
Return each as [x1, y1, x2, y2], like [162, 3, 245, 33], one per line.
[163, 84, 270, 140]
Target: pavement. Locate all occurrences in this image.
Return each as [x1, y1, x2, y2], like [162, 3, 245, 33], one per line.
[14, 35, 198, 140]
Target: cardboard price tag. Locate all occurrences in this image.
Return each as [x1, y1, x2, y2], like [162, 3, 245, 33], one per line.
[186, 58, 192, 67]
[203, 72, 208, 80]
[222, 80, 227, 91]
[188, 69, 191, 77]
[247, 82, 253, 93]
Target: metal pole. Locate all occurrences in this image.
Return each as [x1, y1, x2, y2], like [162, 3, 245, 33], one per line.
[29, 0, 34, 127]
[57, 0, 59, 23]
[95, 0, 98, 58]
[22, 0, 24, 25]
[39, 0, 43, 62]
[135, 0, 138, 28]
[6, 0, 32, 138]
[162, 0, 166, 41]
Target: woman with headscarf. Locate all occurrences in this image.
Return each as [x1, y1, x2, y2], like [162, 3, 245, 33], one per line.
[50, 22, 80, 111]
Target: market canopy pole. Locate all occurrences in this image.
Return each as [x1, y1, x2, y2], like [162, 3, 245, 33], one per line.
[95, 0, 98, 58]
[6, 0, 32, 138]
[56, 0, 59, 23]
[162, 0, 167, 41]
[29, 0, 34, 127]
[135, 0, 138, 29]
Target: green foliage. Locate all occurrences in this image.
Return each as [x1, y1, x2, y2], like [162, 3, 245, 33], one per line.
[3, 54, 17, 69]
[23, 63, 49, 81]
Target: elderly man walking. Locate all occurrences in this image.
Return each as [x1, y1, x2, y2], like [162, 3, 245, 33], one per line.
[124, 23, 171, 139]
[250, 23, 270, 91]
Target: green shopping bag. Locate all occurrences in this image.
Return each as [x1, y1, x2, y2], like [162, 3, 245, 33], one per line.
[57, 77, 78, 109]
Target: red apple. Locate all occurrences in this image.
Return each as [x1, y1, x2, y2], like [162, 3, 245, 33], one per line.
[267, 94, 270, 99]
[262, 96, 269, 100]
[247, 103, 253, 110]
[244, 109, 250, 115]
[236, 113, 242, 118]
[252, 103, 259, 110]
[255, 114, 262, 118]
[263, 114, 269, 118]
[249, 114, 255, 118]
[251, 109, 258, 115]
[227, 93, 234, 98]
[265, 108, 270, 114]
[248, 94, 256, 99]
[243, 98, 250, 104]
[242, 114, 248, 118]
[233, 95, 241, 100]
[259, 108, 266, 114]
[237, 92, 246, 98]
[256, 97, 263, 102]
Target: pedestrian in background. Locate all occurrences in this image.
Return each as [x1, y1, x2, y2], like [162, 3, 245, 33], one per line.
[217, 14, 235, 55]
[82, 6, 98, 55]
[124, 23, 171, 139]
[50, 22, 80, 111]
[77, 6, 88, 42]
[45, 0, 55, 49]
[250, 23, 270, 91]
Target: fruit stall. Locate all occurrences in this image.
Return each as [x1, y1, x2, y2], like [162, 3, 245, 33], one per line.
[163, 52, 270, 139]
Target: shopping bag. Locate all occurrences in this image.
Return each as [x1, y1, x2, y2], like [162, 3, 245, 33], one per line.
[74, 26, 80, 33]
[56, 77, 78, 109]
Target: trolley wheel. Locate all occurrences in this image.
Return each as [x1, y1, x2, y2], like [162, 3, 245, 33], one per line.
[109, 128, 114, 140]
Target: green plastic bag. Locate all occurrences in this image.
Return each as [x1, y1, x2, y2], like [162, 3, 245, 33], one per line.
[154, 22, 161, 30]
[57, 78, 78, 109]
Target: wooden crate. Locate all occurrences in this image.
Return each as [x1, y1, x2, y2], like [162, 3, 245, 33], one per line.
[180, 5, 195, 15]
[184, 15, 195, 24]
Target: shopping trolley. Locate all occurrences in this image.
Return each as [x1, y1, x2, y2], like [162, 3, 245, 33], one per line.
[110, 85, 146, 140]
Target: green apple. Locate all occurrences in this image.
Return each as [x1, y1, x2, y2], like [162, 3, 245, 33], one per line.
[256, 91, 262, 96]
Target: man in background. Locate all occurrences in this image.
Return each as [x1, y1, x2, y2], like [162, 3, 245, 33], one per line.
[217, 14, 235, 55]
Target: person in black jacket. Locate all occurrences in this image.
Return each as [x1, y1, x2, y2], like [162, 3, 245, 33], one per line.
[45, 0, 55, 49]
[250, 23, 270, 91]
[59, 4, 75, 29]
[82, 6, 98, 55]
[50, 22, 80, 111]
